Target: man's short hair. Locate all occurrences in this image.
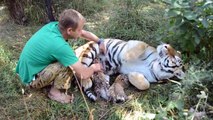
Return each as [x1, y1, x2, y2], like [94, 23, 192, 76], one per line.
[59, 9, 85, 31]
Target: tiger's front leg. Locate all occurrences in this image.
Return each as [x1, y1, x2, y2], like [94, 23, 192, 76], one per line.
[128, 72, 150, 90]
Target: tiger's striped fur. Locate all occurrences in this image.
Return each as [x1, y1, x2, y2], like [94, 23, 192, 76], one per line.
[75, 39, 185, 102]
[75, 42, 102, 101]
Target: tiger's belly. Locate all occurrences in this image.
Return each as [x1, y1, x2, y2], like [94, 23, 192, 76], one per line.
[120, 62, 157, 83]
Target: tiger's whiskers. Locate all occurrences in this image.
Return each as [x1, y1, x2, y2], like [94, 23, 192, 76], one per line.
[167, 79, 181, 86]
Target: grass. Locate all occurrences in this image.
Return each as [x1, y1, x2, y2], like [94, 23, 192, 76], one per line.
[0, 0, 213, 119]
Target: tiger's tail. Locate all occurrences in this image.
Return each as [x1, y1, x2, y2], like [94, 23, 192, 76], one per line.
[84, 88, 97, 101]
[74, 77, 98, 101]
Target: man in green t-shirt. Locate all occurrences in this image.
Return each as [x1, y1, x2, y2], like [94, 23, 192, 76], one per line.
[16, 9, 105, 103]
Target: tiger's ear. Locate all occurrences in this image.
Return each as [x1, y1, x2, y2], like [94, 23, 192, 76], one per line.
[167, 45, 176, 57]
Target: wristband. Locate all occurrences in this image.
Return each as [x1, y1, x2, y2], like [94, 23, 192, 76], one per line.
[97, 38, 104, 45]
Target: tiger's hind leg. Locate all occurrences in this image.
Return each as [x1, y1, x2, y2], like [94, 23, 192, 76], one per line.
[128, 72, 150, 90]
[123, 41, 148, 62]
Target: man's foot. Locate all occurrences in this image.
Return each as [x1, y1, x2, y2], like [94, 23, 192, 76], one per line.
[48, 87, 74, 103]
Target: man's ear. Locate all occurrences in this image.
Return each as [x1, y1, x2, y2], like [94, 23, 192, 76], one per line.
[67, 28, 73, 35]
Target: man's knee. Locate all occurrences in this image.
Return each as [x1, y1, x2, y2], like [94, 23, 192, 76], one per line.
[30, 62, 72, 89]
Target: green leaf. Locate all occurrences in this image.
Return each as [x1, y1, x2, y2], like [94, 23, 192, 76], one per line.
[202, 0, 213, 9]
[197, 29, 205, 37]
[194, 33, 200, 45]
[183, 11, 197, 20]
[175, 100, 184, 110]
[207, 15, 213, 20]
[201, 18, 209, 28]
[181, 2, 190, 8]
[179, 22, 187, 32]
[167, 100, 184, 111]
[173, 1, 182, 8]
[166, 9, 181, 17]
[175, 17, 183, 26]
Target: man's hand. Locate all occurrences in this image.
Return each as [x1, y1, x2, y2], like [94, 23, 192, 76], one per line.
[99, 42, 106, 54]
[91, 63, 103, 72]
[80, 30, 106, 54]
[70, 61, 103, 80]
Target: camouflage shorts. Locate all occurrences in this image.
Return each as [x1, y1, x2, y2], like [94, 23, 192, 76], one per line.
[30, 62, 73, 90]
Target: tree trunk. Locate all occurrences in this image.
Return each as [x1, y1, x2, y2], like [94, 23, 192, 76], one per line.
[5, 0, 27, 25]
[45, 0, 55, 22]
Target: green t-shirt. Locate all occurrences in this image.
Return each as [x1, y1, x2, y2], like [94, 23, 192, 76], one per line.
[16, 22, 78, 84]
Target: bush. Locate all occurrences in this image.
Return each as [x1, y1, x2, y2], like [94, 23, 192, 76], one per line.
[161, 0, 213, 62]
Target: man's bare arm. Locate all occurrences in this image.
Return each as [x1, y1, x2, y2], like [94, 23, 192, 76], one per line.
[69, 61, 102, 80]
[81, 30, 105, 54]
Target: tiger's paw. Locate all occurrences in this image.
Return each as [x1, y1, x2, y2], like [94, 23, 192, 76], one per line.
[115, 94, 128, 103]
[108, 74, 129, 103]
[108, 83, 128, 103]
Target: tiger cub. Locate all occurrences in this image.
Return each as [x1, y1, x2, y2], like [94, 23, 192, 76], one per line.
[109, 74, 129, 103]
[92, 71, 110, 101]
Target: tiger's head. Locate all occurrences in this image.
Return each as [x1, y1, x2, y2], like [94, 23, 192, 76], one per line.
[156, 44, 185, 80]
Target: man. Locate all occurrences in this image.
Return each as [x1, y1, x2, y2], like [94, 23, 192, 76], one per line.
[16, 9, 105, 103]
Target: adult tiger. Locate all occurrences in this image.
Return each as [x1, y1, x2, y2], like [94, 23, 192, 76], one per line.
[75, 39, 185, 102]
